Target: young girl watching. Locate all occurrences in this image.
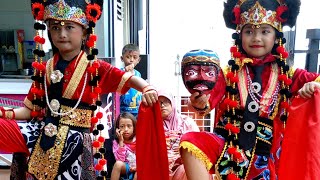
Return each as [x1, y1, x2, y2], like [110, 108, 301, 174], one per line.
[111, 112, 137, 180]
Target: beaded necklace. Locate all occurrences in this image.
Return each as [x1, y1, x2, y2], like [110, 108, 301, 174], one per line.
[44, 58, 88, 117]
[245, 65, 280, 115]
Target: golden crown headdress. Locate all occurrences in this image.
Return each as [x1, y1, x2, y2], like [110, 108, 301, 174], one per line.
[223, 0, 301, 31]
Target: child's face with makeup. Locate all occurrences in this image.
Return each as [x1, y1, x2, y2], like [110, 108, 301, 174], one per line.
[241, 24, 276, 59]
[48, 20, 86, 56]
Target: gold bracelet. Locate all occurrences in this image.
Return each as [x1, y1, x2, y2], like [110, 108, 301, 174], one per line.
[0, 107, 15, 119]
[142, 85, 156, 94]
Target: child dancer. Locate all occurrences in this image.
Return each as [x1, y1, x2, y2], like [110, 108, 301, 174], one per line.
[180, 0, 320, 179]
[0, 0, 157, 179]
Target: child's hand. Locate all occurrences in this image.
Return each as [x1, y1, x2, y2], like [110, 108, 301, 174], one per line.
[190, 92, 210, 110]
[130, 167, 136, 172]
[142, 89, 158, 106]
[124, 64, 134, 72]
[298, 81, 320, 99]
[116, 128, 124, 144]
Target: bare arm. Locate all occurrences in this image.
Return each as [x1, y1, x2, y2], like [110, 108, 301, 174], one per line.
[126, 76, 149, 91]
[126, 76, 158, 106]
[0, 106, 31, 120]
[14, 107, 32, 120]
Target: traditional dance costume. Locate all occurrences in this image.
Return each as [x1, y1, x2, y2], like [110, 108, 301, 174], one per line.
[180, 0, 320, 179]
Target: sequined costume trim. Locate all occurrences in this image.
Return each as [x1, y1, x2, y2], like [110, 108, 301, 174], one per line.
[259, 64, 278, 114]
[180, 141, 213, 171]
[315, 76, 320, 82]
[60, 105, 92, 128]
[288, 67, 296, 78]
[47, 57, 54, 84]
[258, 121, 273, 130]
[214, 143, 228, 179]
[28, 125, 69, 180]
[244, 141, 257, 180]
[46, 52, 89, 99]
[62, 53, 88, 99]
[44, 0, 88, 27]
[257, 137, 272, 145]
[23, 97, 40, 111]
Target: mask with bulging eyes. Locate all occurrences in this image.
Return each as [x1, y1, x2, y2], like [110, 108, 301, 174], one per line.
[181, 49, 221, 95]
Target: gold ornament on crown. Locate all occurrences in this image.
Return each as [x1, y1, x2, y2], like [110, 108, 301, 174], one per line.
[239, 1, 282, 31]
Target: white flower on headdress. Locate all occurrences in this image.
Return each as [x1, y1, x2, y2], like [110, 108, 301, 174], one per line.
[50, 70, 64, 84]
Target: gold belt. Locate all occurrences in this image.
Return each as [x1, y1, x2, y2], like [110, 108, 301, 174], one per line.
[59, 105, 92, 128]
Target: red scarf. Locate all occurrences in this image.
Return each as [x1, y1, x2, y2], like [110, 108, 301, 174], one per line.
[136, 102, 169, 180]
[278, 89, 320, 179]
[0, 119, 29, 155]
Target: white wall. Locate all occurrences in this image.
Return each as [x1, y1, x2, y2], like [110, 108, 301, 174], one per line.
[149, 0, 233, 97]
[113, 2, 125, 68]
[149, 0, 318, 96]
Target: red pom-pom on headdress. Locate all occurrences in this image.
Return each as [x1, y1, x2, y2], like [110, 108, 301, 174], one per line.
[276, 5, 289, 23]
[31, 3, 45, 21]
[86, 3, 102, 23]
[232, 6, 241, 25]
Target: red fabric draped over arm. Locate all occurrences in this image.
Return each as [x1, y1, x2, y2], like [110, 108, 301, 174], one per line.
[278, 89, 320, 179]
[136, 102, 169, 180]
[0, 119, 29, 155]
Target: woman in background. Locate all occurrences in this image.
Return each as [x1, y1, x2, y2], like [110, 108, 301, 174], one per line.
[158, 89, 200, 180]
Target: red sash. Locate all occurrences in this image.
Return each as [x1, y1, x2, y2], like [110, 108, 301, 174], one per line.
[278, 89, 320, 179]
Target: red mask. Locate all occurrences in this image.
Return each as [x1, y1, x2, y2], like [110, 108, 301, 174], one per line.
[182, 63, 219, 95]
[181, 49, 221, 95]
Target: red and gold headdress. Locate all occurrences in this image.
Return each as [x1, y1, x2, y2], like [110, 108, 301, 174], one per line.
[239, 1, 280, 31]
[223, 0, 300, 32]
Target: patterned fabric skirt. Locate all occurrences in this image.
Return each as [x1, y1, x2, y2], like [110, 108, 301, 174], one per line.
[17, 121, 95, 180]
